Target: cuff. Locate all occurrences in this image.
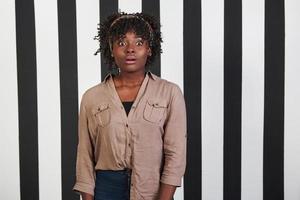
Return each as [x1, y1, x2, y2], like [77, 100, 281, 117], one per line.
[160, 175, 182, 187]
[73, 181, 95, 196]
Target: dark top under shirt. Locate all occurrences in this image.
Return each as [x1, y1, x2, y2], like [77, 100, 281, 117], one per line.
[122, 101, 134, 116]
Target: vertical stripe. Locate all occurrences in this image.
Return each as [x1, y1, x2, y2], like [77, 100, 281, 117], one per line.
[160, 0, 183, 87]
[223, 0, 242, 199]
[76, 0, 101, 104]
[263, 0, 285, 199]
[285, 1, 300, 199]
[57, 0, 79, 199]
[15, 0, 40, 199]
[100, 0, 118, 80]
[34, 0, 61, 199]
[142, 0, 161, 77]
[201, 0, 224, 199]
[119, 0, 141, 13]
[160, 0, 183, 199]
[183, 0, 202, 199]
[241, 0, 264, 200]
[0, 0, 20, 199]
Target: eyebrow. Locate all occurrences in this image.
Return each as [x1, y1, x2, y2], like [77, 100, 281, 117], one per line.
[116, 37, 145, 42]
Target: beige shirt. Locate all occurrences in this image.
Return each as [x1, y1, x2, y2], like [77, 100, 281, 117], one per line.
[73, 71, 187, 200]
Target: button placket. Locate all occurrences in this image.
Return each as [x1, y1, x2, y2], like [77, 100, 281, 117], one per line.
[125, 124, 133, 167]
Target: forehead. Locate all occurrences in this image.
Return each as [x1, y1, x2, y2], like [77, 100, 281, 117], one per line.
[113, 31, 145, 41]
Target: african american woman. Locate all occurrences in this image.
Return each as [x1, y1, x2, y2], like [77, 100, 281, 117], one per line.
[73, 12, 187, 200]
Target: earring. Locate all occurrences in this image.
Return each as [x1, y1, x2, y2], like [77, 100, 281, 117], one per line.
[117, 67, 121, 74]
[148, 48, 152, 57]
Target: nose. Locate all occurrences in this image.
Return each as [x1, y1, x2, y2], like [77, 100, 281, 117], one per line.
[126, 43, 135, 54]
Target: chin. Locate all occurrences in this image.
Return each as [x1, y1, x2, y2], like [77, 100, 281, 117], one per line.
[121, 65, 145, 73]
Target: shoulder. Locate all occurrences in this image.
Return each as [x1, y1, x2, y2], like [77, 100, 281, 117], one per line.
[150, 73, 183, 96]
[80, 81, 107, 106]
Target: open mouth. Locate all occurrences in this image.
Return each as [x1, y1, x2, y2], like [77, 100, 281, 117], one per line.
[125, 57, 136, 64]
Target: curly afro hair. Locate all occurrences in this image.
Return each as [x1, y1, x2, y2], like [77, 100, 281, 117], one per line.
[94, 12, 163, 70]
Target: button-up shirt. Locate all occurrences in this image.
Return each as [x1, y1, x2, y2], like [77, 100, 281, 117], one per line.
[73, 71, 187, 200]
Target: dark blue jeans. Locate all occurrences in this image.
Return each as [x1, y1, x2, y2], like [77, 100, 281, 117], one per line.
[94, 169, 174, 200]
[94, 169, 131, 200]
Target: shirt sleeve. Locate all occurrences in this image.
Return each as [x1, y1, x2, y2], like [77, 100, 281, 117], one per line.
[73, 95, 96, 196]
[160, 84, 187, 187]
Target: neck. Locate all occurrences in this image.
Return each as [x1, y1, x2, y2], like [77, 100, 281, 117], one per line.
[114, 70, 146, 86]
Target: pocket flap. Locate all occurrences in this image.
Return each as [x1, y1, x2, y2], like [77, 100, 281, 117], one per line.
[99, 103, 109, 111]
[92, 103, 111, 127]
[92, 103, 110, 115]
[147, 99, 168, 108]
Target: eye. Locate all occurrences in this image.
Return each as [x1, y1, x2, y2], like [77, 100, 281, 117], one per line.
[136, 40, 144, 46]
[117, 40, 126, 46]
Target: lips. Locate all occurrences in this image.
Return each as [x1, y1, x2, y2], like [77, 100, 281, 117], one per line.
[125, 56, 136, 64]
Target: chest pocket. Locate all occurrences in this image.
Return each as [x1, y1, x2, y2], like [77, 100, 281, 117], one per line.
[143, 99, 168, 123]
[92, 103, 111, 127]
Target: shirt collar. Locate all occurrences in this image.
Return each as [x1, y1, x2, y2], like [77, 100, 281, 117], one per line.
[147, 70, 157, 80]
[104, 70, 157, 83]
[103, 73, 112, 82]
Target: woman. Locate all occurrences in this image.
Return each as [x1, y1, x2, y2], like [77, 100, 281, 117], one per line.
[73, 12, 187, 200]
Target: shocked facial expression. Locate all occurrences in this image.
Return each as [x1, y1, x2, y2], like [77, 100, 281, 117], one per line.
[111, 31, 152, 74]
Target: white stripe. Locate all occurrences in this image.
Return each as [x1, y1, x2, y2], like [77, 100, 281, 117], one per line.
[241, 1, 264, 200]
[118, 0, 141, 13]
[160, 0, 184, 199]
[77, 2, 101, 200]
[0, 1, 20, 199]
[77, 0, 101, 108]
[201, 0, 224, 199]
[34, 0, 62, 199]
[241, 0, 264, 200]
[160, 0, 183, 90]
[285, 1, 300, 199]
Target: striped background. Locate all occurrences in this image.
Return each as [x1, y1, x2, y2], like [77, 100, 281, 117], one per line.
[1, 0, 300, 200]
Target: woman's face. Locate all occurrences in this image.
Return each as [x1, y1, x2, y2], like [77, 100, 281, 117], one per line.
[111, 31, 151, 74]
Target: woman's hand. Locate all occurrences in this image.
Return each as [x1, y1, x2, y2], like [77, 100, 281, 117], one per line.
[81, 192, 94, 200]
[157, 183, 176, 200]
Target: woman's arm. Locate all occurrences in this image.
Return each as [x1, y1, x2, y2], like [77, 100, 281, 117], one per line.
[73, 96, 96, 196]
[81, 192, 94, 200]
[157, 183, 176, 200]
[159, 84, 187, 198]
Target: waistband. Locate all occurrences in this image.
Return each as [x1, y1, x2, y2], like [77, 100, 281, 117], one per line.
[96, 168, 132, 174]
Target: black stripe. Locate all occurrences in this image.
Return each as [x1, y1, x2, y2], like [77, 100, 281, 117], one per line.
[263, 0, 285, 199]
[183, 0, 202, 199]
[100, 0, 118, 81]
[15, 0, 39, 199]
[57, 0, 79, 199]
[223, 0, 242, 199]
[142, 0, 161, 77]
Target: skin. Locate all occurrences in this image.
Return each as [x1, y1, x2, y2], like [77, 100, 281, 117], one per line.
[81, 193, 93, 200]
[81, 31, 176, 200]
[111, 31, 151, 101]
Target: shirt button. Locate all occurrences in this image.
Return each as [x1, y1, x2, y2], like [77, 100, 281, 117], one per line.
[126, 124, 128, 127]
[128, 143, 131, 146]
